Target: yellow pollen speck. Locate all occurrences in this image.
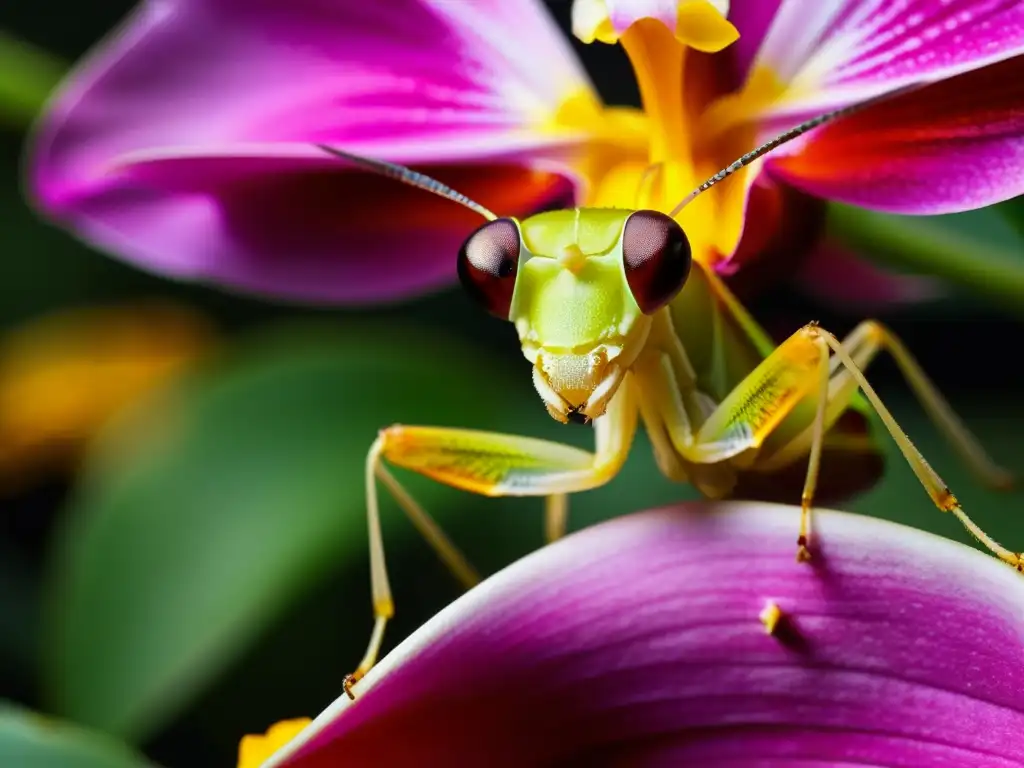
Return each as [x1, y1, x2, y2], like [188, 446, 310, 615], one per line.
[759, 600, 783, 635]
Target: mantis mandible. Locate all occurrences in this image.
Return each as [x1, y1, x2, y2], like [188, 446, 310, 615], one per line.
[320, 93, 1015, 698]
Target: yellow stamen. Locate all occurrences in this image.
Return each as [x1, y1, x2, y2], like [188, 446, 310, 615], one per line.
[545, 89, 650, 200]
[554, 5, 792, 270]
[621, 19, 688, 162]
[697, 66, 789, 143]
[237, 718, 312, 768]
[675, 0, 740, 52]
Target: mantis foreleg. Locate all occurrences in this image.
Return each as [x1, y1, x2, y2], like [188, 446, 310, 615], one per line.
[346, 381, 639, 697]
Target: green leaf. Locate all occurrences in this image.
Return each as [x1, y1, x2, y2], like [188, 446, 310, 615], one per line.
[826, 203, 1024, 316]
[995, 195, 1024, 241]
[43, 324, 541, 742]
[0, 703, 153, 768]
[0, 31, 65, 126]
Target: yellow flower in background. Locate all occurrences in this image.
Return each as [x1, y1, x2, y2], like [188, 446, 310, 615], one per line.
[238, 719, 312, 768]
[0, 302, 214, 490]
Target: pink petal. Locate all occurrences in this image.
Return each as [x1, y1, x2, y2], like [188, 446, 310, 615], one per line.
[259, 503, 1024, 767]
[751, 0, 1024, 118]
[28, 0, 591, 303]
[607, 0, 681, 36]
[766, 55, 1024, 214]
[726, 0, 783, 84]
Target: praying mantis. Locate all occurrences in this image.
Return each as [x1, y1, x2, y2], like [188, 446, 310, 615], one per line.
[320, 93, 1016, 698]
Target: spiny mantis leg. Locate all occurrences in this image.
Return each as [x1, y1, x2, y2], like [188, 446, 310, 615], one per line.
[347, 382, 639, 698]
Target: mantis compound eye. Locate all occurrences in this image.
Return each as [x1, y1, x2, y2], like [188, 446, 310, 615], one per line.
[457, 218, 521, 319]
[622, 210, 692, 314]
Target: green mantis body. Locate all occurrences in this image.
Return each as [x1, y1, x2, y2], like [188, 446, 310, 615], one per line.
[319, 100, 1016, 697]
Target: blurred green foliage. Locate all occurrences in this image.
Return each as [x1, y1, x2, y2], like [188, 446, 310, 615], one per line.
[0, 703, 152, 767]
[2, 4, 1024, 767]
[0, 31, 63, 127]
[45, 327, 547, 741]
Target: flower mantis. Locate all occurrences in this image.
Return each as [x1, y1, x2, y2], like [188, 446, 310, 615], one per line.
[321, 92, 1015, 698]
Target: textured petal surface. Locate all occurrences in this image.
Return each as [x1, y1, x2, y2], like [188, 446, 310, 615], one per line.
[29, 0, 589, 302]
[751, 0, 1024, 117]
[766, 54, 1024, 214]
[261, 503, 1024, 767]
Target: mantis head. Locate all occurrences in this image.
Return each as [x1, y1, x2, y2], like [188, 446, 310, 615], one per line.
[457, 208, 690, 423]
[315, 83, 915, 424]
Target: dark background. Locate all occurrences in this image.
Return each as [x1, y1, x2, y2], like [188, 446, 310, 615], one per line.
[2, 2, 1023, 766]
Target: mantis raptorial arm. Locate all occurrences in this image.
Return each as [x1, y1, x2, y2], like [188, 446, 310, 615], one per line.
[346, 382, 639, 697]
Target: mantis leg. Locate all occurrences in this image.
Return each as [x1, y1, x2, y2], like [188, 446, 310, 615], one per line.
[733, 320, 1012, 556]
[346, 382, 639, 697]
[833, 321, 1011, 489]
[545, 493, 569, 543]
[816, 326, 1019, 569]
[665, 323, 1018, 567]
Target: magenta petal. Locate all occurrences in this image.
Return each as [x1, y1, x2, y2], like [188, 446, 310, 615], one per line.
[35, 149, 577, 303]
[726, 0, 783, 85]
[264, 503, 1024, 767]
[752, 0, 1024, 117]
[766, 54, 1024, 214]
[28, 0, 590, 302]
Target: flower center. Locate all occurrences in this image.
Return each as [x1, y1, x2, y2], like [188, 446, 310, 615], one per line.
[550, 17, 790, 270]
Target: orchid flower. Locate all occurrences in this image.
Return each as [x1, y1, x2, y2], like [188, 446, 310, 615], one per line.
[572, 0, 1024, 295]
[25, 0, 751, 305]
[238, 503, 1024, 766]
[28, 0, 1024, 308]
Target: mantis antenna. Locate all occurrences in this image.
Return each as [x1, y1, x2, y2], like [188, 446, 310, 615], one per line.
[315, 143, 498, 222]
[668, 84, 925, 217]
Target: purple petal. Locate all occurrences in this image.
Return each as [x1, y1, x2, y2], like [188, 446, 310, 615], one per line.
[766, 55, 1024, 214]
[726, 0, 783, 84]
[260, 503, 1024, 767]
[607, 0, 681, 36]
[750, 0, 1024, 117]
[28, 0, 590, 302]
